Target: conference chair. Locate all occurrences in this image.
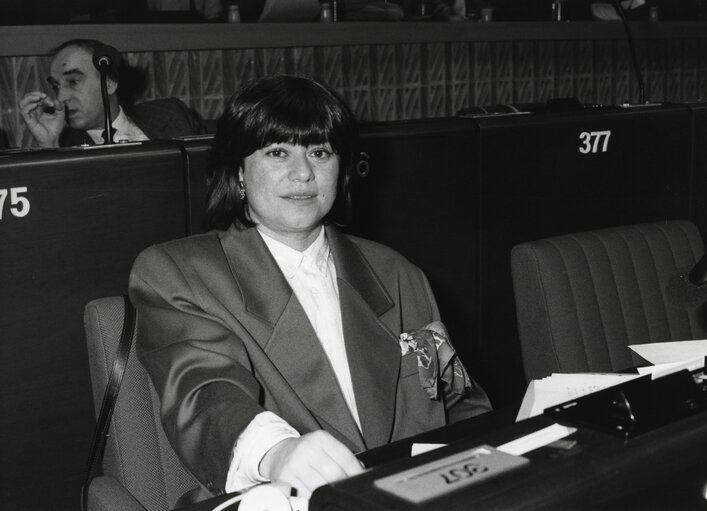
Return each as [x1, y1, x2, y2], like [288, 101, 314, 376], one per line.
[84, 296, 200, 511]
[510, 220, 707, 382]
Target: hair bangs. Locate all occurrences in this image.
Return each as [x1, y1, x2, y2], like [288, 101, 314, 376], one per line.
[247, 86, 345, 153]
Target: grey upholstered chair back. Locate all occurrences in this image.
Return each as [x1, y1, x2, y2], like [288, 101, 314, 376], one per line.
[84, 296, 200, 511]
[511, 220, 707, 382]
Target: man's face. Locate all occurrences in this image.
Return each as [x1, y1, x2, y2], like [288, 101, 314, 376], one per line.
[47, 46, 108, 131]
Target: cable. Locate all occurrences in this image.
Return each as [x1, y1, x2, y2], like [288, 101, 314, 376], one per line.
[610, 0, 647, 104]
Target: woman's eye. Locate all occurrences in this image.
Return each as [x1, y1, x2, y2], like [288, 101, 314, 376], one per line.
[310, 148, 332, 160]
[266, 148, 286, 158]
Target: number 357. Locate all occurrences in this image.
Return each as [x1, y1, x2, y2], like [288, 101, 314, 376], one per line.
[0, 187, 30, 219]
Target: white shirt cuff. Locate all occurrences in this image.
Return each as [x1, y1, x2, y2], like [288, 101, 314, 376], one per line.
[225, 411, 300, 493]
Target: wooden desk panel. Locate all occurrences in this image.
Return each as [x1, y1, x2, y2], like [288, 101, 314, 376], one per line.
[474, 103, 695, 396]
[0, 141, 189, 511]
[173, 135, 213, 236]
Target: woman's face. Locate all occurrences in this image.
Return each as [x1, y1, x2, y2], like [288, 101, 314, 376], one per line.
[240, 141, 339, 248]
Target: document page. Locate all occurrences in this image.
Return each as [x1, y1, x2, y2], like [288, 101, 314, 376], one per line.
[629, 339, 707, 365]
[516, 373, 642, 421]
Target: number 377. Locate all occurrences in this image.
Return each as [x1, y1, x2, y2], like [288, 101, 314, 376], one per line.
[579, 130, 611, 154]
[0, 187, 30, 219]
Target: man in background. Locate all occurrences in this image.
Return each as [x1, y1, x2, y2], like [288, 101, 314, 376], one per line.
[19, 39, 207, 148]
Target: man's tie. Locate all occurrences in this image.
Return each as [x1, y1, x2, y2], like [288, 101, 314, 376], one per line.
[100, 127, 117, 144]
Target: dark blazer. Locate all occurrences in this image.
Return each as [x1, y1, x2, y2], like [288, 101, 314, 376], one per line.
[59, 98, 208, 146]
[129, 225, 491, 494]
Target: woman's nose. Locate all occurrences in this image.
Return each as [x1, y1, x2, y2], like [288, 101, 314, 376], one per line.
[288, 153, 315, 181]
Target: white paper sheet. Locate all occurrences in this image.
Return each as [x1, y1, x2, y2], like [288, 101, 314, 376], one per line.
[515, 372, 642, 422]
[636, 357, 705, 378]
[497, 423, 577, 456]
[411, 443, 446, 456]
[629, 339, 707, 365]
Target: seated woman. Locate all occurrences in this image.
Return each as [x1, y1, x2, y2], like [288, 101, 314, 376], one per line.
[129, 74, 492, 501]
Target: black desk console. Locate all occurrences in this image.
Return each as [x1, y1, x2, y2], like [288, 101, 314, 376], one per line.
[311, 367, 707, 510]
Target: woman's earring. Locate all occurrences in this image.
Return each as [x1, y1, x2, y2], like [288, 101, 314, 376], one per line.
[238, 181, 246, 200]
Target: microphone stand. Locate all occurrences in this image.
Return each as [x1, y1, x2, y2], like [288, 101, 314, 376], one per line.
[97, 59, 112, 144]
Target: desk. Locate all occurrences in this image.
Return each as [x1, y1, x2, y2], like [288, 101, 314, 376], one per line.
[177, 407, 518, 511]
[313, 369, 707, 510]
[179, 391, 707, 510]
[313, 411, 707, 510]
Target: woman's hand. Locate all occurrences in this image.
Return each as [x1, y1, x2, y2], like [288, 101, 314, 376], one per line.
[259, 430, 365, 498]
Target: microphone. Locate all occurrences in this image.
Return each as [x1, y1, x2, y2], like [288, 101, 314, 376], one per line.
[92, 45, 121, 76]
[91, 45, 120, 144]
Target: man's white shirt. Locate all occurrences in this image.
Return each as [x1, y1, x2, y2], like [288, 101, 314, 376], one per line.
[86, 106, 149, 144]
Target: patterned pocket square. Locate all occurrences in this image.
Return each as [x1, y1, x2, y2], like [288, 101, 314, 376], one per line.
[399, 321, 472, 400]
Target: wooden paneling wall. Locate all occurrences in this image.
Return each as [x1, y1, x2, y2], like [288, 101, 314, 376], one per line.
[1, 22, 707, 148]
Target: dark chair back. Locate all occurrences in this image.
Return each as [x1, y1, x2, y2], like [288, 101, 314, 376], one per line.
[511, 220, 707, 381]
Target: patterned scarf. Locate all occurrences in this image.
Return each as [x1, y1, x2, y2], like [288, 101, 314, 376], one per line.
[398, 321, 472, 400]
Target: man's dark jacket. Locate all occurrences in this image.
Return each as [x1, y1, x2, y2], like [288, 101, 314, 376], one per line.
[59, 98, 208, 146]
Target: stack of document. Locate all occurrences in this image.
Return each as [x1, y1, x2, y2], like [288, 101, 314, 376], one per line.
[516, 372, 641, 421]
[516, 339, 707, 422]
[630, 339, 707, 378]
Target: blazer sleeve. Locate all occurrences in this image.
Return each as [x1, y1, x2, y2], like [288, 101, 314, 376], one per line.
[127, 98, 209, 139]
[444, 373, 493, 423]
[409, 263, 493, 421]
[129, 245, 264, 493]
[170, 97, 210, 135]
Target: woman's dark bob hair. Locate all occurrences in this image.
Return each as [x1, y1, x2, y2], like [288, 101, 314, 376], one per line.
[203, 74, 360, 231]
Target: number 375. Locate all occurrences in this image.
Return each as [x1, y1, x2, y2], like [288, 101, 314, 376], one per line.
[0, 187, 31, 219]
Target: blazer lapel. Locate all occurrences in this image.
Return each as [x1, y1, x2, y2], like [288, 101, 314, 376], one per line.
[268, 298, 365, 450]
[327, 227, 401, 449]
[220, 226, 365, 450]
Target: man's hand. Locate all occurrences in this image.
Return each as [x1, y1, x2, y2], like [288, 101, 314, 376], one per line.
[259, 430, 365, 498]
[19, 91, 65, 148]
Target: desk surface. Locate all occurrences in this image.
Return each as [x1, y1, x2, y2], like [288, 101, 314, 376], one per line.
[179, 397, 707, 510]
[313, 410, 707, 510]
